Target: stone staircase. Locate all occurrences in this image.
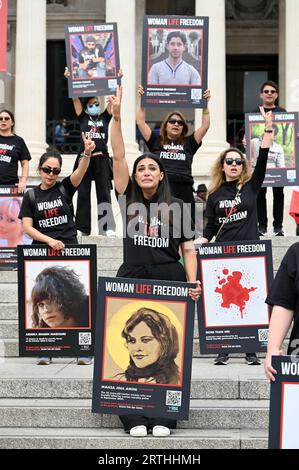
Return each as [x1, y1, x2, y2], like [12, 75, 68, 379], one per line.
[0, 236, 295, 449]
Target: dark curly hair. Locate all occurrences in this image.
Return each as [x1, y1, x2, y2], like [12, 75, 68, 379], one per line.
[31, 266, 89, 328]
[121, 307, 180, 385]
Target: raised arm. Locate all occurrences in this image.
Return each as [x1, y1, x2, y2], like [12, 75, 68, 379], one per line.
[108, 86, 130, 194]
[136, 85, 152, 141]
[194, 89, 211, 144]
[70, 132, 95, 188]
[18, 160, 29, 193]
[64, 67, 83, 116]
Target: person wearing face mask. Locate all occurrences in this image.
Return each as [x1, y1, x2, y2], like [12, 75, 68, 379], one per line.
[65, 67, 116, 236]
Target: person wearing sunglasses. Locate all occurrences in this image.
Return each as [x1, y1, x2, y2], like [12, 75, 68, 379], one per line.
[200, 107, 273, 366]
[18, 133, 95, 366]
[64, 66, 116, 237]
[0, 109, 31, 193]
[19, 132, 95, 250]
[136, 85, 210, 222]
[242, 81, 286, 237]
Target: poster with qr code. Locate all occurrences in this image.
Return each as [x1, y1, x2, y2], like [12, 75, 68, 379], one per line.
[245, 112, 299, 187]
[141, 15, 209, 108]
[269, 356, 299, 449]
[196, 240, 273, 354]
[17, 244, 97, 357]
[65, 23, 121, 98]
[92, 277, 195, 420]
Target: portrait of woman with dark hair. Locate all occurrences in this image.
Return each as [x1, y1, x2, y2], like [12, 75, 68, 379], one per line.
[30, 265, 89, 329]
[115, 307, 180, 385]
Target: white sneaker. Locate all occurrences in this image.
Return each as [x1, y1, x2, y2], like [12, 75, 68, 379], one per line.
[36, 357, 52, 365]
[129, 425, 147, 437]
[105, 229, 116, 237]
[152, 425, 170, 437]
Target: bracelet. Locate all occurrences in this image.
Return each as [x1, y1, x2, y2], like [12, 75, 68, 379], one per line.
[80, 153, 91, 159]
[203, 110, 210, 115]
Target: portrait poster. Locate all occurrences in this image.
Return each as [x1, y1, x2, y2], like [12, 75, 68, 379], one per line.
[18, 244, 97, 357]
[0, 0, 7, 72]
[0, 185, 32, 270]
[269, 356, 299, 449]
[196, 240, 273, 354]
[141, 15, 209, 108]
[64, 23, 121, 98]
[92, 277, 195, 420]
[245, 112, 299, 187]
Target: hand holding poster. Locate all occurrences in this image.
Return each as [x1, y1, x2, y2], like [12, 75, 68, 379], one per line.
[269, 356, 299, 449]
[92, 277, 195, 421]
[65, 23, 121, 98]
[245, 112, 299, 187]
[196, 240, 273, 354]
[141, 15, 209, 108]
[18, 244, 97, 357]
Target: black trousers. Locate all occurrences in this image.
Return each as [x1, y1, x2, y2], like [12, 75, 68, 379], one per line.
[75, 157, 115, 235]
[117, 261, 187, 432]
[169, 181, 195, 223]
[257, 186, 284, 231]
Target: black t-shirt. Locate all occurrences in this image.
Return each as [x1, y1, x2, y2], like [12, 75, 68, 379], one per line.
[19, 176, 77, 243]
[266, 242, 299, 354]
[118, 180, 194, 266]
[146, 131, 201, 184]
[78, 45, 105, 66]
[0, 134, 31, 184]
[252, 105, 287, 113]
[203, 147, 269, 241]
[78, 109, 111, 157]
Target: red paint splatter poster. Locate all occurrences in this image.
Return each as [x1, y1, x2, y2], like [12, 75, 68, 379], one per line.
[196, 240, 273, 354]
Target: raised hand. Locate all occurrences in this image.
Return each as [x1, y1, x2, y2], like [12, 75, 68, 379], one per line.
[82, 131, 96, 156]
[108, 85, 122, 120]
[203, 89, 211, 101]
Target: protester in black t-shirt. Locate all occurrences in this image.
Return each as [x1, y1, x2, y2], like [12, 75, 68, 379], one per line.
[64, 67, 116, 237]
[200, 107, 273, 366]
[19, 133, 94, 248]
[109, 86, 201, 438]
[136, 85, 210, 222]
[0, 109, 31, 192]
[264, 242, 299, 381]
[19, 133, 95, 366]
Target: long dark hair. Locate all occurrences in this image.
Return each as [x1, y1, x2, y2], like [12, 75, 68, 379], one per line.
[121, 307, 180, 385]
[129, 153, 172, 206]
[31, 266, 89, 328]
[37, 149, 62, 171]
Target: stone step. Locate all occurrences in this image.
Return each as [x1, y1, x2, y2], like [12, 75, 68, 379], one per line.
[0, 267, 119, 284]
[0, 304, 18, 320]
[0, 358, 270, 400]
[0, 427, 267, 449]
[0, 398, 269, 430]
[0, 285, 17, 303]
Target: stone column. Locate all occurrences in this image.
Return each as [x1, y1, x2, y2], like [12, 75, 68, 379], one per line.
[279, 0, 299, 111]
[194, 0, 229, 179]
[106, 0, 139, 168]
[14, 0, 47, 167]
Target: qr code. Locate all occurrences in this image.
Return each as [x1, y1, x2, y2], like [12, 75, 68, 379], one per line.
[79, 332, 91, 345]
[191, 88, 202, 100]
[258, 329, 268, 342]
[166, 390, 182, 407]
[108, 79, 117, 90]
[287, 170, 296, 181]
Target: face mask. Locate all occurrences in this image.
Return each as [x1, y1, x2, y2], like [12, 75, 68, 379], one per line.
[87, 103, 100, 116]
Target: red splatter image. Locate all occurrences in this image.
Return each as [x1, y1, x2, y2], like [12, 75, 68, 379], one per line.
[215, 269, 257, 319]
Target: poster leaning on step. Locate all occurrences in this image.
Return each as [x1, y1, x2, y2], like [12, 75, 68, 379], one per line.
[92, 276, 195, 421]
[196, 240, 273, 354]
[18, 244, 97, 357]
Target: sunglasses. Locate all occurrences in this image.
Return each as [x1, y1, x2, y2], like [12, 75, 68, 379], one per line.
[0, 116, 10, 121]
[168, 119, 184, 126]
[224, 158, 244, 166]
[40, 167, 61, 175]
[263, 89, 277, 94]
